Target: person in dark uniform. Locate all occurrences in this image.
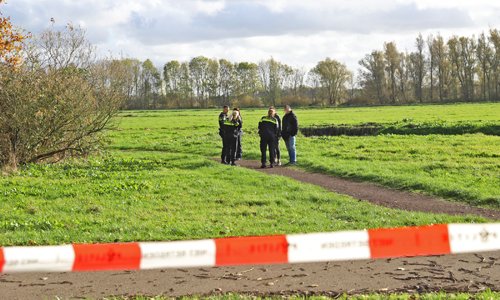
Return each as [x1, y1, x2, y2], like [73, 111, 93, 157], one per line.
[282, 105, 299, 166]
[232, 107, 243, 160]
[258, 108, 279, 168]
[218, 105, 230, 164]
[271, 107, 282, 166]
[223, 110, 242, 166]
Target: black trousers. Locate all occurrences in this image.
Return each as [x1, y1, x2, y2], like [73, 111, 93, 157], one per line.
[236, 130, 243, 159]
[220, 132, 229, 163]
[260, 136, 276, 164]
[225, 135, 238, 163]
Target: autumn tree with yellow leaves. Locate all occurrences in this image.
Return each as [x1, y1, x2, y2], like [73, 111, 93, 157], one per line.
[0, 0, 31, 70]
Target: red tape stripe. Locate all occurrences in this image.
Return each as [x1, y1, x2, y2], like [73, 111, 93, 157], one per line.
[215, 235, 288, 265]
[368, 224, 451, 259]
[72, 243, 141, 271]
[0, 248, 4, 273]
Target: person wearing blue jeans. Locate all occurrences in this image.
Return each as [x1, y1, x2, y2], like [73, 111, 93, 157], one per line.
[284, 135, 296, 165]
[281, 105, 298, 165]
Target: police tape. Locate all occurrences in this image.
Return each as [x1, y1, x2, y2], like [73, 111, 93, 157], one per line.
[1, 223, 499, 273]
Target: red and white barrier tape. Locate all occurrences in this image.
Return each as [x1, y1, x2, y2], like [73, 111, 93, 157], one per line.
[1, 223, 499, 273]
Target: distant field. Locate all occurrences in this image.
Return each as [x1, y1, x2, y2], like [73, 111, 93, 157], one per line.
[0, 102, 499, 246]
[110, 103, 500, 207]
[116, 102, 500, 130]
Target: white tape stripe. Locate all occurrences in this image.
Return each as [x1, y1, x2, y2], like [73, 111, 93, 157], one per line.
[448, 223, 500, 254]
[2, 245, 75, 273]
[5, 223, 500, 273]
[286, 231, 371, 263]
[139, 240, 216, 269]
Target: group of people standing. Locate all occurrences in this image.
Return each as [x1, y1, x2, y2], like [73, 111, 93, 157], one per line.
[218, 105, 298, 168]
[219, 106, 243, 166]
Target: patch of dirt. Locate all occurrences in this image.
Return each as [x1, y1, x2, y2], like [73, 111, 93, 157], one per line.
[2, 159, 500, 300]
[235, 159, 500, 221]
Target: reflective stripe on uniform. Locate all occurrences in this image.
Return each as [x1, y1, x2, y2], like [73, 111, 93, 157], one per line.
[259, 117, 277, 124]
[224, 121, 239, 126]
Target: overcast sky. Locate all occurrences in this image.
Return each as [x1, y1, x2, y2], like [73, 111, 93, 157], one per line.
[4, 0, 500, 73]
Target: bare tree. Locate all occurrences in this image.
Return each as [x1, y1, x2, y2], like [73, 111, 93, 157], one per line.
[310, 57, 351, 105]
[384, 42, 401, 103]
[477, 32, 493, 101]
[258, 57, 287, 106]
[434, 34, 451, 102]
[189, 56, 209, 107]
[358, 50, 387, 104]
[397, 51, 411, 103]
[489, 29, 500, 101]
[306, 70, 323, 103]
[218, 59, 234, 106]
[448, 35, 477, 101]
[413, 34, 426, 103]
[427, 34, 437, 102]
[25, 25, 98, 71]
[234, 61, 260, 99]
[291, 66, 306, 96]
[205, 58, 220, 106]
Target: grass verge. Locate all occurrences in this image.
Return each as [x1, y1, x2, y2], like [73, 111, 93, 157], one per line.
[0, 151, 487, 246]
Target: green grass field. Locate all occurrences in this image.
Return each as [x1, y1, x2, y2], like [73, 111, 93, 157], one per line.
[1, 103, 499, 246]
[110, 103, 500, 207]
[81, 288, 500, 300]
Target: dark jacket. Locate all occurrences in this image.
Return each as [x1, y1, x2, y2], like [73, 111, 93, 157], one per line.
[218, 112, 228, 133]
[282, 110, 298, 140]
[223, 118, 242, 137]
[274, 113, 282, 138]
[236, 115, 243, 133]
[258, 116, 279, 138]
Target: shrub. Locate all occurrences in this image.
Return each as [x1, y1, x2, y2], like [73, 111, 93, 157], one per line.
[233, 94, 263, 108]
[281, 94, 310, 107]
[0, 26, 126, 168]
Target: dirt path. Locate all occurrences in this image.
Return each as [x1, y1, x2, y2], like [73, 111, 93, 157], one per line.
[2, 159, 500, 299]
[235, 159, 500, 221]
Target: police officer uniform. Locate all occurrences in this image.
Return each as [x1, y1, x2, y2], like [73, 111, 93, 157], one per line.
[223, 117, 242, 166]
[258, 115, 279, 168]
[218, 111, 228, 164]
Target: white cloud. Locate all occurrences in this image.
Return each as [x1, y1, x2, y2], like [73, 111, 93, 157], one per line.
[194, 0, 226, 16]
[2, 0, 500, 74]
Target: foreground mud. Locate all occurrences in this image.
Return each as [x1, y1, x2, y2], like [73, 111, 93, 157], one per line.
[2, 251, 500, 299]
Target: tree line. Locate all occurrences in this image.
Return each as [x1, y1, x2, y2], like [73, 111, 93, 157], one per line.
[358, 30, 500, 104]
[120, 56, 353, 109]
[121, 29, 500, 109]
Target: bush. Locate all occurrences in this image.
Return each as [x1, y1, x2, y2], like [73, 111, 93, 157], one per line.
[0, 26, 126, 168]
[233, 94, 263, 108]
[281, 94, 310, 107]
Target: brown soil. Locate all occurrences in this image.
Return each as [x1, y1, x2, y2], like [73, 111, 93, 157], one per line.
[2, 159, 500, 300]
[238, 159, 500, 221]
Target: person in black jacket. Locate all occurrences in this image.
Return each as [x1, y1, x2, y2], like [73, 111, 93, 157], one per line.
[258, 108, 279, 168]
[232, 107, 243, 160]
[218, 105, 230, 164]
[272, 107, 282, 166]
[223, 110, 242, 166]
[282, 105, 298, 166]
